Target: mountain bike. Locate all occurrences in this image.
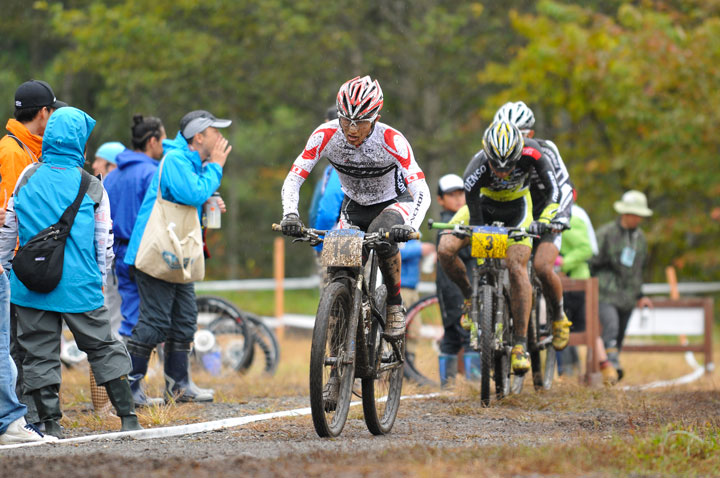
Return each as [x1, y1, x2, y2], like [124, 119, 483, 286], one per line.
[196, 296, 281, 376]
[272, 224, 418, 437]
[430, 219, 535, 406]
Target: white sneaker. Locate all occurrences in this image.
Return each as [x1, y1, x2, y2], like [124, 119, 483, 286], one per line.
[0, 417, 59, 444]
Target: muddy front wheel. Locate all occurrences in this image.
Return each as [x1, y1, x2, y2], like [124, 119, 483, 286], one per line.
[309, 281, 357, 437]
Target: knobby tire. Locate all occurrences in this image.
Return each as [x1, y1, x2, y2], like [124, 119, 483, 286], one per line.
[479, 284, 494, 407]
[309, 281, 357, 437]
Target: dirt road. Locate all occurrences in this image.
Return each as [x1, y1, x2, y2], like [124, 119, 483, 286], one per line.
[4, 378, 718, 477]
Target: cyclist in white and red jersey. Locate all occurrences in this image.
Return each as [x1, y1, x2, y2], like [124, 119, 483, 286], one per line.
[280, 76, 431, 338]
[494, 101, 574, 351]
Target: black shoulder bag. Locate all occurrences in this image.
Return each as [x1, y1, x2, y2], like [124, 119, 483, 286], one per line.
[13, 171, 91, 293]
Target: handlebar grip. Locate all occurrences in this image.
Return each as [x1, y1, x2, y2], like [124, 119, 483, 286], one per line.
[271, 223, 282, 231]
[429, 221, 454, 229]
[408, 232, 421, 240]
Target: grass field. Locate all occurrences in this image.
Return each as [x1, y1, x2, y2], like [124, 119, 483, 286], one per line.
[51, 289, 720, 476]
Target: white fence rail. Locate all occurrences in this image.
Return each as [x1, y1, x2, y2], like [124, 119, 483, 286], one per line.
[196, 277, 720, 295]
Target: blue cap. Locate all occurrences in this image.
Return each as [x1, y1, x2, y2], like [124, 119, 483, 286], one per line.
[95, 141, 126, 165]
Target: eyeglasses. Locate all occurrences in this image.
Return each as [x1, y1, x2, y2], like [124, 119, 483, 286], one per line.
[339, 115, 374, 129]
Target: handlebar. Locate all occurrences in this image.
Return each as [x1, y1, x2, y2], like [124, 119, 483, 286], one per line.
[428, 219, 538, 239]
[271, 224, 421, 242]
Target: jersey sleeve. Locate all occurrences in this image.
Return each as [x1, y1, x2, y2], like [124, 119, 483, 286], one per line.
[281, 124, 338, 218]
[462, 153, 486, 226]
[526, 145, 560, 222]
[382, 128, 430, 230]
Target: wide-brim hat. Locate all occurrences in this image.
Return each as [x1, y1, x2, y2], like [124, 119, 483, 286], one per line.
[613, 190, 653, 217]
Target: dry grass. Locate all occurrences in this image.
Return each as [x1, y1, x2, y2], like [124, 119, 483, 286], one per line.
[54, 323, 720, 476]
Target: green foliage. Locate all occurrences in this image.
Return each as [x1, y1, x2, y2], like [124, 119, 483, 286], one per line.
[1, 0, 717, 281]
[479, 0, 720, 281]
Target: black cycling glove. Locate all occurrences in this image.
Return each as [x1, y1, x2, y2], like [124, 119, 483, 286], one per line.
[528, 221, 548, 236]
[390, 224, 415, 243]
[280, 213, 304, 237]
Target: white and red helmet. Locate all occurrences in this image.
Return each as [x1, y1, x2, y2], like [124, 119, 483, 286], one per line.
[336, 76, 384, 121]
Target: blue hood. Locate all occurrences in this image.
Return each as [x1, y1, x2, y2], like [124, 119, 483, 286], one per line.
[41, 107, 96, 168]
[115, 149, 157, 170]
[162, 131, 189, 156]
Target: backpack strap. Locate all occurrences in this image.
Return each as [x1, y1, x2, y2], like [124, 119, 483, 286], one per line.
[56, 170, 92, 230]
[6, 132, 39, 163]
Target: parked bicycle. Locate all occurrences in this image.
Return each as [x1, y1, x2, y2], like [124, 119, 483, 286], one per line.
[430, 219, 536, 406]
[196, 295, 280, 376]
[404, 294, 441, 386]
[272, 224, 418, 437]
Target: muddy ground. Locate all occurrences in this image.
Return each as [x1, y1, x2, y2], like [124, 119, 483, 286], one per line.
[3, 378, 719, 478]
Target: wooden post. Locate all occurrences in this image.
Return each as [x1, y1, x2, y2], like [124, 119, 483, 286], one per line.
[665, 266, 680, 300]
[274, 237, 285, 338]
[665, 266, 687, 346]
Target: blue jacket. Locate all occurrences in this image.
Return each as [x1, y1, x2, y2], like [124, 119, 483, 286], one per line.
[124, 132, 223, 266]
[9, 107, 106, 312]
[400, 240, 422, 290]
[104, 150, 158, 245]
[310, 166, 344, 252]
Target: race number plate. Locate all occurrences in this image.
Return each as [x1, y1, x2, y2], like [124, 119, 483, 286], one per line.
[321, 229, 365, 267]
[471, 226, 508, 259]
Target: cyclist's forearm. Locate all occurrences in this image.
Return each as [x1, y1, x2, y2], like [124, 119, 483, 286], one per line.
[281, 170, 304, 217]
[538, 202, 559, 223]
[406, 178, 430, 230]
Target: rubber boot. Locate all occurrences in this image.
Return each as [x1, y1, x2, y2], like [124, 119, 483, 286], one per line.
[104, 376, 143, 431]
[438, 353, 458, 388]
[164, 341, 213, 403]
[126, 340, 164, 407]
[32, 384, 64, 439]
[187, 353, 215, 398]
[463, 352, 482, 382]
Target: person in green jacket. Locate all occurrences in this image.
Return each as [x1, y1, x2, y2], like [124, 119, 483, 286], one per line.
[589, 191, 654, 381]
[558, 204, 616, 383]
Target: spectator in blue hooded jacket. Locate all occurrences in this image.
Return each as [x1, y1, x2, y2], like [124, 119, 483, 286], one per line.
[124, 110, 231, 404]
[0, 107, 141, 438]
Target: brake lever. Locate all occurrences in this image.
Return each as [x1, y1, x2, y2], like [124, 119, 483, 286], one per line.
[292, 237, 311, 244]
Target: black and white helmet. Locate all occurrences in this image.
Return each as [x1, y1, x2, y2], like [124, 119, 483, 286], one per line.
[493, 101, 535, 133]
[482, 120, 524, 173]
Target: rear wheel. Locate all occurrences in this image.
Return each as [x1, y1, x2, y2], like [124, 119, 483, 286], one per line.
[363, 285, 404, 435]
[494, 295, 511, 399]
[479, 284, 494, 407]
[245, 314, 281, 376]
[529, 292, 556, 391]
[197, 296, 254, 372]
[403, 295, 441, 387]
[309, 281, 357, 437]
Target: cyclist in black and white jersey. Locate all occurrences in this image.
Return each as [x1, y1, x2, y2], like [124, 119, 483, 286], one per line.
[438, 120, 560, 374]
[280, 76, 431, 339]
[494, 101, 574, 351]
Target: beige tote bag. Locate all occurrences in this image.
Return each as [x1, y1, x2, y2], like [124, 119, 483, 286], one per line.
[134, 158, 205, 283]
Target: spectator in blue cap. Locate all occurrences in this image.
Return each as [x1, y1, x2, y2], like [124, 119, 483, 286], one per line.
[92, 141, 126, 178]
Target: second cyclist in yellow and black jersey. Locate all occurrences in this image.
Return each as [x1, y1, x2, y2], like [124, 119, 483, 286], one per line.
[438, 120, 558, 374]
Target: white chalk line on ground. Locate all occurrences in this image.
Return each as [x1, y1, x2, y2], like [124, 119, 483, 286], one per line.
[2, 351, 709, 451]
[0, 392, 444, 450]
[620, 351, 706, 391]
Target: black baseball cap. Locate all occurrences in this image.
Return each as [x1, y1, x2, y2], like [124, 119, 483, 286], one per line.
[180, 110, 231, 139]
[14, 80, 65, 110]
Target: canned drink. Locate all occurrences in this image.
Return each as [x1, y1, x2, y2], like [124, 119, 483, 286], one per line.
[205, 192, 222, 229]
